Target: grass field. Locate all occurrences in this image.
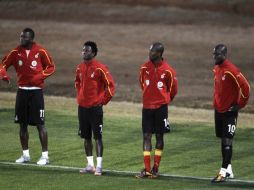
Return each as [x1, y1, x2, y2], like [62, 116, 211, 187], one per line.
[0, 93, 254, 190]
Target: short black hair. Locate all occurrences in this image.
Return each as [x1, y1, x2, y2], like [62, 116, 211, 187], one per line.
[151, 42, 164, 56]
[23, 28, 35, 39]
[84, 41, 98, 56]
[214, 44, 227, 56]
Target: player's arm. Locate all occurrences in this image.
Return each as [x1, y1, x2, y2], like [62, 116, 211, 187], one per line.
[39, 49, 56, 80]
[235, 72, 250, 108]
[99, 66, 115, 105]
[0, 64, 10, 83]
[166, 69, 178, 101]
[0, 50, 16, 83]
[75, 67, 81, 92]
[139, 67, 146, 91]
[226, 71, 251, 109]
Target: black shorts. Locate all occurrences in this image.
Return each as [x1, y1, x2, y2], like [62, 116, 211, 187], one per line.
[142, 104, 168, 134]
[15, 89, 45, 126]
[215, 110, 238, 139]
[78, 105, 103, 139]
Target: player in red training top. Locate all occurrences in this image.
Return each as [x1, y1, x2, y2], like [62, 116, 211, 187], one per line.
[0, 28, 55, 165]
[136, 42, 178, 178]
[211, 44, 250, 183]
[75, 41, 115, 176]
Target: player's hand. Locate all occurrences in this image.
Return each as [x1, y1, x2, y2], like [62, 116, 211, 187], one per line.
[1, 76, 11, 85]
[0, 69, 10, 83]
[228, 104, 240, 112]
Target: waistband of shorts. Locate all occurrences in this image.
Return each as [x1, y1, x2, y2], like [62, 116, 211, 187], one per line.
[19, 86, 42, 90]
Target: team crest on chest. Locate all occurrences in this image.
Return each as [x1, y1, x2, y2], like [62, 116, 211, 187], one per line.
[157, 81, 163, 89]
[32, 60, 37, 67]
[18, 60, 23, 66]
[145, 80, 150, 86]
[30, 60, 38, 69]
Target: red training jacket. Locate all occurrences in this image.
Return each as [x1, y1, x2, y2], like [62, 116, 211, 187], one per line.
[139, 59, 178, 109]
[213, 59, 250, 112]
[75, 59, 115, 108]
[0, 42, 55, 88]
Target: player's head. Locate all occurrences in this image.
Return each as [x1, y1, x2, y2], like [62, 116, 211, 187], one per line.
[213, 44, 227, 65]
[82, 41, 98, 61]
[149, 42, 164, 63]
[20, 28, 35, 48]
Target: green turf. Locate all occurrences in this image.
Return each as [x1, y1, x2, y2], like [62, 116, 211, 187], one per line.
[0, 107, 254, 190]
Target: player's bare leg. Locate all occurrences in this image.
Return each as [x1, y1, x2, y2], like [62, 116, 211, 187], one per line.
[136, 133, 153, 178]
[37, 125, 48, 152]
[152, 133, 164, 178]
[79, 139, 95, 174]
[36, 125, 49, 165]
[85, 139, 93, 156]
[19, 123, 29, 150]
[95, 138, 103, 157]
[94, 138, 103, 175]
[15, 123, 31, 163]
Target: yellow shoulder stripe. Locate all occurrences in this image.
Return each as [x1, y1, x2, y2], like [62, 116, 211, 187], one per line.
[2, 50, 18, 65]
[39, 49, 52, 65]
[96, 68, 113, 97]
[165, 70, 173, 92]
[225, 71, 250, 98]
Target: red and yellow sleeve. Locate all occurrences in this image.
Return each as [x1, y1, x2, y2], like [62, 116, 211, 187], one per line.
[75, 67, 81, 91]
[236, 73, 250, 108]
[39, 49, 55, 79]
[99, 66, 115, 105]
[166, 69, 178, 101]
[0, 50, 16, 81]
[225, 71, 251, 108]
[139, 67, 146, 91]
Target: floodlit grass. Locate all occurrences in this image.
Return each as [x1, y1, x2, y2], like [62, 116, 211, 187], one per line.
[0, 94, 254, 189]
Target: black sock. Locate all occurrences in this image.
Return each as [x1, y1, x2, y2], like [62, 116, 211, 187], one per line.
[222, 144, 232, 169]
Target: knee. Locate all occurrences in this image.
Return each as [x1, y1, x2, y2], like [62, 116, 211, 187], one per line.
[95, 138, 103, 145]
[155, 134, 164, 148]
[37, 125, 46, 132]
[19, 123, 28, 133]
[94, 133, 102, 141]
[222, 138, 233, 146]
[85, 138, 92, 144]
[156, 139, 164, 149]
[143, 133, 152, 142]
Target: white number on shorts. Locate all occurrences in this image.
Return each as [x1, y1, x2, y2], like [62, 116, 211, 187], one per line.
[228, 124, 236, 134]
[40, 109, 45, 118]
[99, 124, 103, 134]
[163, 118, 169, 127]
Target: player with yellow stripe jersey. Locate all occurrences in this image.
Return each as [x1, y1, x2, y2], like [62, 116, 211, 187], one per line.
[75, 56, 115, 107]
[213, 58, 250, 112]
[212, 44, 250, 183]
[0, 28, 55, 166]
[0, 40, 55, 88]
[75, 41, 115, 176]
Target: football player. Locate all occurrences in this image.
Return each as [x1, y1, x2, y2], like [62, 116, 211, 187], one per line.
[0, 28, 55, 165]
[211, 44, 250, 183]
[136, 42, 178, 178]
[75, 41, 115, 176]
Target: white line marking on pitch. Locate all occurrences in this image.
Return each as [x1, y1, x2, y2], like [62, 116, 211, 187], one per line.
[1, 161, 254, 184]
